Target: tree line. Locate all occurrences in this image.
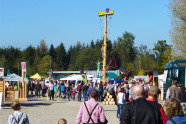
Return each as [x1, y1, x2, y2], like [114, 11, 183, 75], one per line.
[0, 31, 173, 77]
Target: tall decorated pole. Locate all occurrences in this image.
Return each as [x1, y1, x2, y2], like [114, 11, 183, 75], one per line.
[99, 8, 113, 84]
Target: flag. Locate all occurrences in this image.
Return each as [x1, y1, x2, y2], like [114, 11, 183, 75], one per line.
[97, 62, 101, 78]
[81, 74, 87, 84]
[7, 68, 9, 76]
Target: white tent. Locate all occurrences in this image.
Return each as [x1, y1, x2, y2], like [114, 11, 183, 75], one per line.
[60, 75, 82, 84]
[4, 73, 28, 82]
[60, 75, 92, 84]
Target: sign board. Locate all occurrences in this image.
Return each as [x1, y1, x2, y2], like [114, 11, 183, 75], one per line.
[99, 10, 114, 16]
[0, 68, 4, 77]
[153, 71, 158, 77]
[21, 62, 26, 72]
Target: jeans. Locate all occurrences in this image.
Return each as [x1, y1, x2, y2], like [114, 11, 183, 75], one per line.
[117, 105, 120, 118]
[36, 90, 40, 97]
[78, 92, 81, 101]
[98, 91, 103, 102]
[61, 91, 66, 98]
[118, 104, 124, 118]
[83, 91, 87, 101]
[67, 91, 71, 100]
[42, 89, 45, 97]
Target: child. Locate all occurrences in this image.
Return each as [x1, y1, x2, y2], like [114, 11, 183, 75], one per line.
[58, 118, 67, 124]
[72, 85, 76, 101]
[8, 100, 29, 124]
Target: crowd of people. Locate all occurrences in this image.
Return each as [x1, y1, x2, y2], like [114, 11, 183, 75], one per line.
[7, 79, 186, 124]
[27, 80, 106, 102]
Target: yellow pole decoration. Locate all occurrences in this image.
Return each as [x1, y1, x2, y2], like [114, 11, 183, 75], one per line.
[99, 8, 113, 84]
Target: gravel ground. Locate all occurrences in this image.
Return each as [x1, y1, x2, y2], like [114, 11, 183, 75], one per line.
[0, 97, 119, 124]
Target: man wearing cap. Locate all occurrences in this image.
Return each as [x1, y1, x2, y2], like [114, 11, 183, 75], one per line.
[146, 86, 168, 124]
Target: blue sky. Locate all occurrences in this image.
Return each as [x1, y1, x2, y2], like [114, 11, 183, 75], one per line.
[0, 0, 172, 51]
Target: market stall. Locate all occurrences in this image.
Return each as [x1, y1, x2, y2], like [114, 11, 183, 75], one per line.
[3, 73, 28, 101]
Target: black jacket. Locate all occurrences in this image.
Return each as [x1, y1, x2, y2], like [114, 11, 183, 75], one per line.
[120, 98, 163, 124]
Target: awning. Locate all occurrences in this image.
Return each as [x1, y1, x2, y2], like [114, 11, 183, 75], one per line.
[30, 73, 45, 79]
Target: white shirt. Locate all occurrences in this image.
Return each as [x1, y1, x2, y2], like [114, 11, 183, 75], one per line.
[117, 92, 125, 104]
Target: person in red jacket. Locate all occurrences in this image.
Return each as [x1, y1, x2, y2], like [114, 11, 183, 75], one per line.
[146, 86, 168, 124]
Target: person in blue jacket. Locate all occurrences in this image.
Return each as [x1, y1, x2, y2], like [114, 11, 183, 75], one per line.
[61, 82, 66, 98]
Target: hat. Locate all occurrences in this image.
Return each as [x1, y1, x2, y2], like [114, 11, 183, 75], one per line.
[149, 86, 161, 94]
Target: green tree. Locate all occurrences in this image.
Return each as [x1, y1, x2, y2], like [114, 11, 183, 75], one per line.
[75, 48, 102, 70]
[90, 40, 95, 48]
[161, 45, 173, 68]
[137, 45, 156, 71]
[138, 69, 145, 76]
[39, 40, 48, 58]
[22, 45, 36, 66]
[111, 31, 136, 70]
[27, 56, 41, 75]
[117, 31, 136, 62]
[153, 40, 171, 70]
[55, 42, 67, 70]
[169, 0, 186, 58]
[4, 47, 21, 73]
[38, 55, 51, 76]
[49, 44, 56, 61]
[0, 55, 8, 74]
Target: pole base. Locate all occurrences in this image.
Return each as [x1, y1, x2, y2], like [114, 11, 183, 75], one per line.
[19, 98, 28, 102]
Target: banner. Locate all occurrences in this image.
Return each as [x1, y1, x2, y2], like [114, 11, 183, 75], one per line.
[81, 74, 87, 84]
[7, 69, 9, 75]
[0, 68, 4, 77]
[97, 62, 101, 78]
[21, 62, 26, 72]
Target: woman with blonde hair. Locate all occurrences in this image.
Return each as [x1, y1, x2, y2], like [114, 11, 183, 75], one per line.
[166, 98, 186, 124]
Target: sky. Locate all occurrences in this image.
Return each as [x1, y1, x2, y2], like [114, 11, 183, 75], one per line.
[0, 0, 172, 51]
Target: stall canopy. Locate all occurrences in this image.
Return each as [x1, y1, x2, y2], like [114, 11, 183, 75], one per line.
[30, 73, 45, 79]
[100, 72, 119, 79]
[53, 74, 66, 80]
[4, 73, 27, 82]
[60, 75, 92, 84]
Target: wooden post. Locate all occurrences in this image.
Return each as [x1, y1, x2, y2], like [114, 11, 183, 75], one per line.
[22, 71, 24, 98]
[19, 69, 28, 101]
[102, 15, 107, 84]
[98, 9, 113, 85]
[25, 83, 27, 98]
[3, 80, 5, 101]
